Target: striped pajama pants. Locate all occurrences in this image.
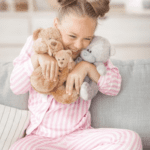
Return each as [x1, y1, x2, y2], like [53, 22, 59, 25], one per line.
[9, 128, 142, 150]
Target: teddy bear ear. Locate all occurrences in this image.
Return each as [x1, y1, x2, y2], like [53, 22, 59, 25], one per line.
[53, 52, 57, 57]
[110, 45, 116, 56]
[65, 50, 72, 56]
[33, 28, 43, 41]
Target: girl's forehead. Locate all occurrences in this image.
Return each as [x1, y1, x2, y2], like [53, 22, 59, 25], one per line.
[60, 14, 97, 35]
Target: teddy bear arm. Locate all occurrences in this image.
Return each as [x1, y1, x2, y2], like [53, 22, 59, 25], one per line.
[33, 40, 48, 54]
[97, 63, 107, 76]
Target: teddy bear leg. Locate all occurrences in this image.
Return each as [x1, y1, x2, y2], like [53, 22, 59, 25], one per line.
[80, 81, 99, 101]
[51, 85, 79, 104]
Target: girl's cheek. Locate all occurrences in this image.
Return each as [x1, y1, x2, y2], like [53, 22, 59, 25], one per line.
[83, 41, 91, 49]
[63, 38, 73, 46]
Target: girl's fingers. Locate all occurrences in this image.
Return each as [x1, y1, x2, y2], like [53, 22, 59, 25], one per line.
[50, 62, 55, 81]
[42, 64, 47, 79]
[54, 64, 58, 81]
[46, 65, 50, 80]
[79, 77, 84, 87]
[66, 77, 75, 95]
[75, 78, 80, 94]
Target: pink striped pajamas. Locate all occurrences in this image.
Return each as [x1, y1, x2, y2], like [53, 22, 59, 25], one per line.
[9, 36, 142, 150]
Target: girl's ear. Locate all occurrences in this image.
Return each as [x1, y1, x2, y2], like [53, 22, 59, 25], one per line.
[53, 17, 60, 28]
[33, 28, 42, 41]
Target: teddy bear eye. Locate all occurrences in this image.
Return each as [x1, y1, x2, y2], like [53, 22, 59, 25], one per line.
[62, 58, 64, 60]
[87, 49, 91, 53]
[49, 38, 51, 40]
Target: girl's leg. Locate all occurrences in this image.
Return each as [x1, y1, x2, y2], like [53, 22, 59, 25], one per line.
[9, 134, 67, 150]
[65, 128, 142, 150]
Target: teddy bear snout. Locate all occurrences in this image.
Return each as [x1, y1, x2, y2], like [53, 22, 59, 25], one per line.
[51, 41, 57, 46]
[83, 51, 89, 56]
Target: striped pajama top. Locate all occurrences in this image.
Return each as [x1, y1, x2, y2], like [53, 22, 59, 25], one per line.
[10, 35, 122, 139]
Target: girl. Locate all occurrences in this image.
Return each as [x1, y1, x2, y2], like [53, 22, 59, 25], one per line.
[9, 0, 142, 149]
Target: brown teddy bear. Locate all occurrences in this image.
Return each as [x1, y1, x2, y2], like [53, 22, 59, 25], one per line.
[30, 27, 79, 104]
[49, 50, 79, 104]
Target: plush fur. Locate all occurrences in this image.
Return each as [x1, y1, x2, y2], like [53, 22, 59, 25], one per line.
[30, 27, 79, 104]
[32, 27, 64, 56]
[78, 36, 116, 101]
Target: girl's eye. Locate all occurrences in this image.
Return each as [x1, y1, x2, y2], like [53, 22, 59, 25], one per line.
[70, 35, 76, 38]
[85, 38, 91, 41]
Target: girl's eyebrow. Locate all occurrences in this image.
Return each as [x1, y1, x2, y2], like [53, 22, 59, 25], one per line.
[70, 32, 93, 38]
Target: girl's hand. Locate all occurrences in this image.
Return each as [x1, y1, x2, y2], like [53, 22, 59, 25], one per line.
[38, 54, 58, 81]
[66, 61, 89, 95]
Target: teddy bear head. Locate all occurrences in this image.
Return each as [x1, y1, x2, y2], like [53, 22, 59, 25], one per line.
[33, 27, 64, 56]
[54, 50, 76, 70]
[80, 36, 115, 63]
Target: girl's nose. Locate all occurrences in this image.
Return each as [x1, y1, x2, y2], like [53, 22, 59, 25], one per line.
[74, 40, 83, 51]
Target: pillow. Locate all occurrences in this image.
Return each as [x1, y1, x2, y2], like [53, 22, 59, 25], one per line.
[0, 104, 31, 150]
[0, 62, 29, 110]
[90, 59, 150, 149]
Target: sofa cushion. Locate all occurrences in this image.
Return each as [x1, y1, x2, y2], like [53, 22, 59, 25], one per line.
[90, 58, 150, 149]
[0, 104, 31, 150]
[0, 62, 29, 110]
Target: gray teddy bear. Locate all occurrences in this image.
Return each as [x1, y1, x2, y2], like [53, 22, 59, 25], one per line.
[75, 36, 115, 101]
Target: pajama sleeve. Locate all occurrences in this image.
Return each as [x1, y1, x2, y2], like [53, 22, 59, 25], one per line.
[97, 60, 122, 96]
[10, 36, 34, 95]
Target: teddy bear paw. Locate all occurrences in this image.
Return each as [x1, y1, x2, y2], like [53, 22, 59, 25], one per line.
[80, 82, 91, 101]
[98, 67, 107, 76]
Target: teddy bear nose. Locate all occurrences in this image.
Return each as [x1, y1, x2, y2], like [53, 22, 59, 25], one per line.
[60, 62, 63, 64]
[51, 42, 57, 46]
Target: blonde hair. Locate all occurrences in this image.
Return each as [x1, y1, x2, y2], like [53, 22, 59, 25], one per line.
[57, 0, 110, 22]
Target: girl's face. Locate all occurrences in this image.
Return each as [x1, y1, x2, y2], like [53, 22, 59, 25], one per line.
[53, 13, 97, 58]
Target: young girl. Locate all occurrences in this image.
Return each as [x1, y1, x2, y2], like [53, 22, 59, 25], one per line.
[9, 0, 142, 149]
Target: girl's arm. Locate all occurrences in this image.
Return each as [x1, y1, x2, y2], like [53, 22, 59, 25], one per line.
[66, 60, 121, 96]
[93, 60, 122, 96]
[10, 36, 59, 95]
[10, 36, 34, 95]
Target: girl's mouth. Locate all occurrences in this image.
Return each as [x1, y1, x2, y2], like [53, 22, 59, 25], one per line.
[66, 47, 79, 52]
